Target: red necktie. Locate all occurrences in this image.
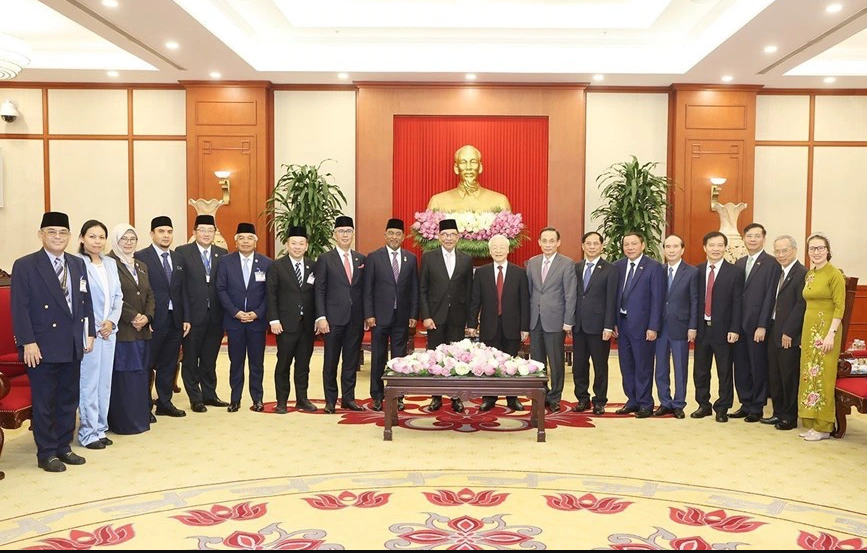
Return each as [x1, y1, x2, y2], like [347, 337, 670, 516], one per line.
[705, 264, 716, 318]
[496, 265, 504, 315]
[343, 252, 352, 283]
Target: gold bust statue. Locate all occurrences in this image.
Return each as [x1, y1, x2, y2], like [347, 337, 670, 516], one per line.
[426, 144, 512, 212]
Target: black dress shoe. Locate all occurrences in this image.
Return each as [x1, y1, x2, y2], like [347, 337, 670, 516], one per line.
[397, 398, 405, 411]
[58, 451, 86, 465]
[324, 403, 336, 414]
[615, 406, 638, 415]
[251, 401, 265, 412]
[690, 407, 712, 419]
[85, 441, 105, 450]
[744, 413, 761, 423]
[775, 420, 796, 430]
[592, 404, 605, 415]
[572, 400, 591, 412]
[38, 457, 66, 472]
[155, 406, 187, 417]
[371, 399, 383, 411]
[451, 398, 464, 412]
[227, 403, 240, 413]
[760, 416, 780, 425]
[341, 401, 364, 411]
[428, 397, 443, 411]
[728, 408, 748, 419]
[296, 399, 318, 412]
[191, 403, 208, 413]
[715, 412, 729, 423]
[548, 402, 561, 413]
[204, 398, 230, 408]
[673, 408, 685, 419]
[653, 406, 674, 417]
[506, 398, 524, 411]
[635, 408, 652, 418]
[479, 398, 497, 411]
[149, 413, 157, 423]
[274, 403, 288, 414]
[100, 437, 113, 446]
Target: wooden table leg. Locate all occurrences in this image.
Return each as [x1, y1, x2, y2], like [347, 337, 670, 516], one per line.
[383, 387, 394, 441]
[533, 389, 546, 442]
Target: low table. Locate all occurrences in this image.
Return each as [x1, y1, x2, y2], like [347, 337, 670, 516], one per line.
[382, 375, 548, 442]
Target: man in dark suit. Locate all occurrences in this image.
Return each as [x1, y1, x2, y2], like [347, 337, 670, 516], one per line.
[267, 226, 317, 414]
[11, 211, 95, 472]
[468, 234, 530, 411]
[615, 231, 664, 418]
[175, 214, 228, 413]
[572, 231, 618, 415]
[135, 216, 187, 418]
[216, 223, 273, 413]
[315, 215, 366, 413]
[363, 218, 419, 412]
[419, 218, 473, 412]
[763, 235, 807, 430]
[692, 231, 744, 423]
[653, 234, 698, 419]
[732, 223, 781, 422]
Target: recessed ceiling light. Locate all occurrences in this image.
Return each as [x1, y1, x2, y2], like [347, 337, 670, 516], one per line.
[593, 74, 604, 81]
[465, 73, 476, 80]
[337, 72, 349, 80]
[209, 71, 221, 79]
[763, 45, 778, 53]
[721, 75, 733, 83]
[824, 76, 837, 83]
[826, 3, 843, 13]
[102, 0, 119, 7]
[165, 41, 179, 50]
[107, 70, 119, 77]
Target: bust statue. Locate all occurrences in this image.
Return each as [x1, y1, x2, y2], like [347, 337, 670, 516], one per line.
[427, 145, 512, 212]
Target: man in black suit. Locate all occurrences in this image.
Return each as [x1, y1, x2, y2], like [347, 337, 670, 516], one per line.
[135, 216, 187, 418]
[763, 235, 807, 431]
[175, 214, 228, 413]
[468, 234, 530, 411]
[571, 231, 618, 415]
[315, 215, 366, 413]
[691, 231, 743, 423]
[363, 218, 419, 412]
[732, 223, 780, 422]
[267, 226, 317, 414]
[419, 219, 473, 412]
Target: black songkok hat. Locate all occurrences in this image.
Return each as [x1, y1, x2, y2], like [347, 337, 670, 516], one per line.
[151, 216, 172, 231]
[288, 226, 307, 238]
[334, 215, 354, 229]
[386, 218, 405, 231]
[439, 219, 458, 232]
[195, 215, 215, 227]
[236, 222, 256, 235]
[41, 211, 69, 229]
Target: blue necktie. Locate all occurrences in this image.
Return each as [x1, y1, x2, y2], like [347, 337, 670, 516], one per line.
[202, 249, 211, 275]
[161, 252, 172, 282]
[583, 262, 593, 293]
[294, 261, 303, 286]
[54, 258, 72, 312]
[621, 262, 636, 303]
[668, 266, 674, 291]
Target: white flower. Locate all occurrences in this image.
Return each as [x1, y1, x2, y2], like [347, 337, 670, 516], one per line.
[454, 362, 471, 376]
[518, 364, 530, 376]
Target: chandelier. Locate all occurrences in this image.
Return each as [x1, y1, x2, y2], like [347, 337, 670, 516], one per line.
[0, 33, 31, 80]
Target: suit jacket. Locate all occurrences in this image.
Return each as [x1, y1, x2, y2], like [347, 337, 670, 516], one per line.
[736, 250, 780, 333]
[526, 253, 577, 332]
[696, 260, 744, 343]
[468, 262, 529, 342]
[362, 247, 419, 326]
[108, 252, 155, 342]
[175, 242, 227, 327]
[216, 251, 273, 332]
[314, 248, 366, 326]
[419, 248, 473, 326]
[770, 261, 807, 346]
[79, 253, 123, 333]
[266, 256, 316, 333]
[135, 245, 184, 331]
[574, 258, 618, 334]
[11, 250, 95, 363]
[615, 255, 664, 338]
[661, 262, 699, 340]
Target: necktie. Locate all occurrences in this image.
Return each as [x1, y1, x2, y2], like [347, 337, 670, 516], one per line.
[668, 266, 674, 291]
[343, 252, 352, 283]
[621, 262, 635, 303]
[202, 249, 211, 275]
[583, 262, 593, 293]
[705, 264, 716, 318]
[294, 261, 303, 286]
[445, 251, 453, 278]
[496, 265, 504, 315]
[242, 257, 251, 289]
[54, 258, 71, 311]
[392, 251, 400, 282]
[541, 258, 550, 284]
[745, 256, 755, 280]
[773, 270, 786, 320]
[161, 252, 172, 282]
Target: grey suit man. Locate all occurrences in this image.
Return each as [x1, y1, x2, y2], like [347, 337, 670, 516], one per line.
[526, 227, 577, 411]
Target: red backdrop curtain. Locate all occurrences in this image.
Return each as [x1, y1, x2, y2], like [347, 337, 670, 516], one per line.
[392, 116, 549, 268]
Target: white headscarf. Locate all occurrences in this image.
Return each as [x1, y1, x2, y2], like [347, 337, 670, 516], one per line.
[110, 223, 137, 268]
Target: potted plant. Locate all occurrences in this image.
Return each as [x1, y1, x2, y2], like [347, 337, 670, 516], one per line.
[263, 160, 347, 260]
[590, 156, 670, 261]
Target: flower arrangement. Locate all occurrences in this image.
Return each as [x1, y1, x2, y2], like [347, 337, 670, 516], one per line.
[411, 209, 528, 258]
[385, 339, 546, 377]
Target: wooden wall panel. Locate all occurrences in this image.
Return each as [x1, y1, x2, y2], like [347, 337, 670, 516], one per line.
[848, 286, 867, 346]
[685, 105, 747, 130]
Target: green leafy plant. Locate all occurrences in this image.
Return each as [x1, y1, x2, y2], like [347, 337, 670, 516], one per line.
[590, 156, 670, 261]
[263, 160, 347, 261]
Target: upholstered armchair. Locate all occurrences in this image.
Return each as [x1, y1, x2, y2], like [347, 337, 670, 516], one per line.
[0, 274, 33, 480]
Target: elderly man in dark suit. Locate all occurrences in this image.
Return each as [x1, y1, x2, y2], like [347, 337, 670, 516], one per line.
[572, 231, 618, 415]
[11, 211, 95, 472]
[732, 223, 781, 422]
[315, 215, 366, 414]
[692, 231, 744, 423]
[267, 226, 317, 414]
[419, 218, 473, 412]
[653, 234, 698, 419]
[363, 218, 419, 412]
[175, 214, 228, 413]
[135, 216, 187, 418]
[468, 234, 530, 411]
[217, 223, 273, 413]
[763, 235, 807, 431]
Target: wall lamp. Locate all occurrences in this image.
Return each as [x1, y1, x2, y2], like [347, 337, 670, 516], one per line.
[214, 171, 231, 205]
[709, 177, 726, 208]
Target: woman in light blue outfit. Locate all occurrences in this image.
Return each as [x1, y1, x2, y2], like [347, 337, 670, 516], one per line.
[77, 220, 123, 450]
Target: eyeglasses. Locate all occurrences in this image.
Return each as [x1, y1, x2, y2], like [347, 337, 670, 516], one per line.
[119, 236, 138, 243]
[808, 245, 827, 253]
[335, 229, 354, 235]
[43, 229, 70, 238]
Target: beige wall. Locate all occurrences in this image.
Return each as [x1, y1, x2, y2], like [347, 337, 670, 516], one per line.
[754, 146, 808, 245]
[0, 88, 44, 135]
[48, 89, 128, 135]
[133, 141, 188, 244]
[0, 140, 45, 269]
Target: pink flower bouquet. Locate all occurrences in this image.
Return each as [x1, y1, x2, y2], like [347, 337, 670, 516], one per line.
[411, 209, 528, 258]
[385, 339, 546, 377]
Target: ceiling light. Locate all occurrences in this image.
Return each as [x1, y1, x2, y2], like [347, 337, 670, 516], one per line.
[593, 74, 604, 81]
[826, 3, 843, 13]
[107, 70, 119, 77]
[102, 0, 119, 7]
[209, 71, 221, 79]
[721, 75, 733, 82]
[0, 33, 32, 80]
[337, 72, 349, 80]
[165, 41, 179, 50]
[763, 45, 778, 53]
[824, 76, 837, 83]
[465, 73, 476, 80]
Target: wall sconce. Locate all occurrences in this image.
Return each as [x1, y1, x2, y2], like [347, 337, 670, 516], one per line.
[709, 177, 726, 208]
[214, 171, 231, 205]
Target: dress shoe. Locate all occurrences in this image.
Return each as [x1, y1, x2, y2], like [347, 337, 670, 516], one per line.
[592, 404, 605, 415]
[371, 399, 383, 411]
[155, 405, 186, 417]
[451, 398, 464, 412]
[715, 412, 729, 423]
[251, 401, 265, 412]
[324, 403, 336, 414]
[191, 403, 208, 413]
[673, 408, 685, 419]
[84, 441, 105, 450]
[744, 414, 761, 423]
[38, 457, 66, 473]
[653, 406, 674, 417]
[615, 406, 638, 415]
[804, 430, 830, 441]
[149, 413, 157, 423]
[428, 397, 443, 411]
[760, 416, 780, 425]
[728, 408, 748, 419]
[479, 398, 497, 412]
[100, 437, 113, 446]
[58, 451, 86, 465]
[548, 402, 561, 413]
[296, 399, 318, 412]
[690, 407, 712, 419]
[635, 408, 652, 419]
[775, 420, 796, 431]
[506, 398, 524, 411]
[204, 398, 230, 408]
[397, 398, 405, 411]
[341, 401, 364, 411]
[227, 403, 240, 413]
[572, 400, 591, 413]
[274, 403, 288, 415]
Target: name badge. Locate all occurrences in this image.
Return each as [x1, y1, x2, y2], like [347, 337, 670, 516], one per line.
[255, 271, 266, 282]
[79, 278, 87, 293]
[306, 274, 315, 285]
